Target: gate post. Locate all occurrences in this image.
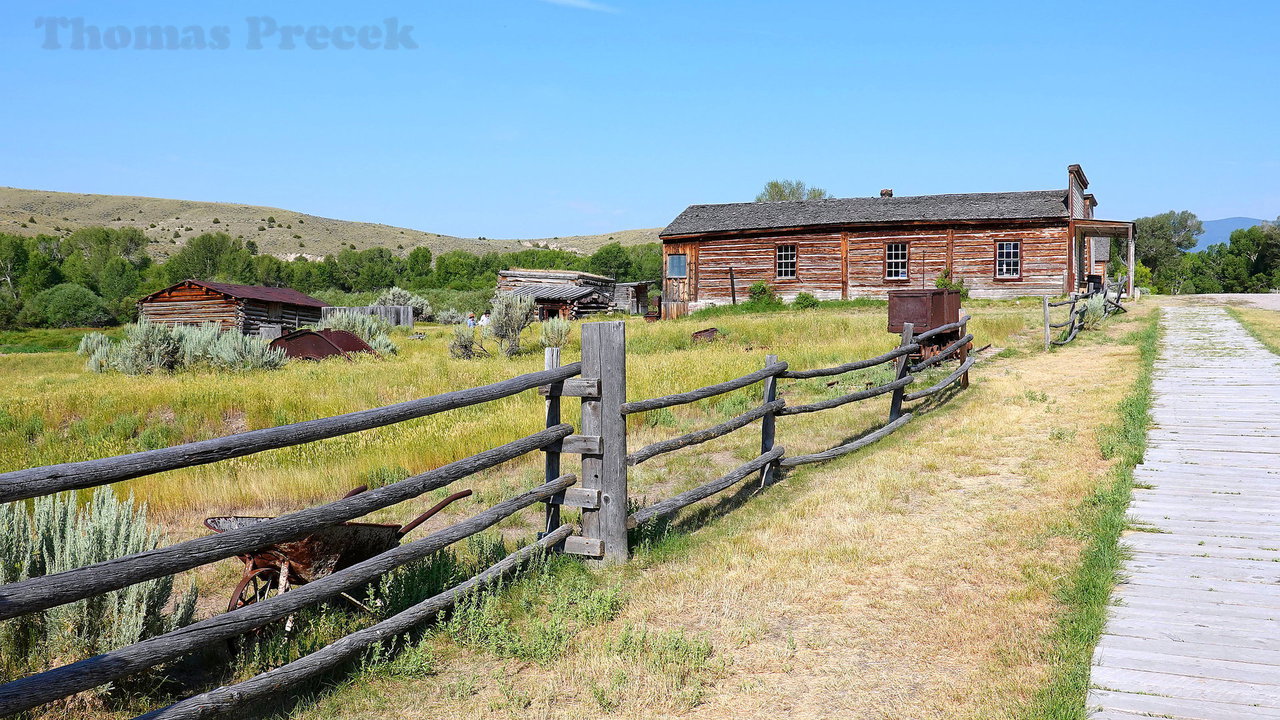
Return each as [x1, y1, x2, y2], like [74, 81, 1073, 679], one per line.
[888, 322, 914, 422]
[759, 354, 779, 487]
[543, 347, 563, 542]
[580, 321, 629, 564]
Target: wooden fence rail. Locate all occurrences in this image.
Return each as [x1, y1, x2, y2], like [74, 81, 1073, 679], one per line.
[1041, 283, 1127, 349]
[0, 310, 989, 718]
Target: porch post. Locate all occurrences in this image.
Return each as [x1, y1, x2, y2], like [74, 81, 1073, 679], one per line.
[1127, 225, 1136, 299]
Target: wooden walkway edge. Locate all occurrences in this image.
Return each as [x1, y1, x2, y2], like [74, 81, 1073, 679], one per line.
[1089, 305, 1280, 719]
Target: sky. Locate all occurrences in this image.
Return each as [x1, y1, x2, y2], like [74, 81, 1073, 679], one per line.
[1, 1, 1277, 239]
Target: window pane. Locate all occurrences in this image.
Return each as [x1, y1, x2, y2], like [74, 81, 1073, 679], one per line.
[776, 244, 797, 279]
[667, 254, 687, 278]
[995, 242, 1021, 278]
[885, 242, 908, 279]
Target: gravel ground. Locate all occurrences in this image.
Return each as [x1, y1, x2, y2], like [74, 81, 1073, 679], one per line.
[1171, 293, 1280, 311]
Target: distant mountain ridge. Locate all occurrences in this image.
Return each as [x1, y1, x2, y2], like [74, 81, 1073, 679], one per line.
[1196, 216, 1267, 252]
[0, 186, 661, 260]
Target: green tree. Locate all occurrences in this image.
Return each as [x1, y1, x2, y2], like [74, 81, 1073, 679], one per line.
[17, 283, 112, 327]
[755, 179, 831, 202]
[18, 251, 62, 298]
[588, 242, 631, 281]
[1134, 211, 1202, 275]
[0, 234, 28, 299]
[405, 246, 433, 281]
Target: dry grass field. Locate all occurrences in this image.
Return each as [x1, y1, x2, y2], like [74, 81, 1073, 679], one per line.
[0, 186, 660, 260]
[0, 297, 1156, 718]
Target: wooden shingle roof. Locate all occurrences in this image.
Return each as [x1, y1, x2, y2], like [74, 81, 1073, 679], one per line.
[661, 189, 1070, 238]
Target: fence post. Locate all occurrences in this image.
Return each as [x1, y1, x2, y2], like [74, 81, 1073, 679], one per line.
[958, 312, 970, 390]
[759, 354, 779, 487]
[888, 322, 914, 421]
[1042, 296, 1050, 350]
[580, 321, 629, 564]
[542, 347, 563, 545]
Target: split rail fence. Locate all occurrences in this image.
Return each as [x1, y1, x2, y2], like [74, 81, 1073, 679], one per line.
[1041, 282, 1127, 348]
[0, 315, 974, 719]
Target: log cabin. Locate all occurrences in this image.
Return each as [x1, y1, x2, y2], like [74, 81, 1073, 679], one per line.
[137, 280, 327, 337]
[658, 165, 1135, 318]
[497, 268, 618, 320]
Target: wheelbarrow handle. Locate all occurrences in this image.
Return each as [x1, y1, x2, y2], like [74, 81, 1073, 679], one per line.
[342, 485, 369, 499]
[397, 489, 473, 539]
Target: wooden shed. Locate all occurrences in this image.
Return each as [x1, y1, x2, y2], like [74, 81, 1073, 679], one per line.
[137, 280, 328, 336]
[497, 269, 616, 320]
[658, 164, 1135, 318]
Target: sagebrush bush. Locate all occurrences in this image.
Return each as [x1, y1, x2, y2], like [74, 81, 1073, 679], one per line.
[76, 331, 113, 358]
[0, 488, 197, 692]
[1081, 295, 1107, 330]
[314, 311, 399, 355]
[84, 321, 287, 374]
[435, 308, 467, 325]
[448, 326, 489, 359]
[539, 317, 571, 349]
[375, 287, 432, 320]
[488, 292, 535, 357]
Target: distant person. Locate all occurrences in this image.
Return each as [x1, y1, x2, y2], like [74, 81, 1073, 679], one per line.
[478, 312, 490, 327]
[466, 313, 477, 328]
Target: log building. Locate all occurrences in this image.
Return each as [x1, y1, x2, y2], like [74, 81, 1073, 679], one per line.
[137, 280, 327, 336]
[497, 269, 619, 320]
[658, 165, 1135, 318]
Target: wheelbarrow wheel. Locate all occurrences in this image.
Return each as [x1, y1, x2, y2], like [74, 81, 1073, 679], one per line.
[227, 566, 282, 613]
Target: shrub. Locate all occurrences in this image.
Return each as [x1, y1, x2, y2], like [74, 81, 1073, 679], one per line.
[448, 326, 489, 359]
[17, 284, 113, 328]
[374, 286, 432, 320]
[539, 317, 571, 349]
[0, 488, 197, 693]
[488, 292, 535, 357]
[435, 308, 467, 325]
[85, 321, 287, 374]
[1080, 295, 1107, 330]
[792, 292, 820, 310]
[76, 331, 113, 358]
[314, 311, 398, 355]
[934, 267, 969, 299]
[747, 281, 776, 304]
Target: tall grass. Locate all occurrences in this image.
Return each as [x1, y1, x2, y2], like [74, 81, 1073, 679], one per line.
[1021, 311, 1159, 719]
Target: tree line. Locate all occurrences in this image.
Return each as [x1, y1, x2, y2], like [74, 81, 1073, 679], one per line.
[1132, 211, 1280, 294]
[0, 227, 661, 329]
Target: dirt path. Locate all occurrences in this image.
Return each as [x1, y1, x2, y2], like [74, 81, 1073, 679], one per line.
[1089, 305, 1280, 719]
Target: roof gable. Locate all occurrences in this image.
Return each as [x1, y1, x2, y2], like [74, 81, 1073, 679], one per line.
[661, 189, 1070, 238]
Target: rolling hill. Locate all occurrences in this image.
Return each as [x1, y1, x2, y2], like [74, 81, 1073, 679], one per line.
[1195, 216, 1267, 252]
[0, 187, 661, 260]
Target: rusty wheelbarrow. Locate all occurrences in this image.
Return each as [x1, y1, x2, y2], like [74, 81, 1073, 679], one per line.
[205, 486, 472, 613]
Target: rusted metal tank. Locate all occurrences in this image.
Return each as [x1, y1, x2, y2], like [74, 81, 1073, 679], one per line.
[269, 329, 374, 361]
[887, 289, 960, 334]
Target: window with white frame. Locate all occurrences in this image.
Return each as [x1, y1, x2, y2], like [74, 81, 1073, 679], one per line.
[776, 244, 797, 279]
[667, 253, 687, 278]
[995, 241, 1021, 278]
[885, 242, 908, 279]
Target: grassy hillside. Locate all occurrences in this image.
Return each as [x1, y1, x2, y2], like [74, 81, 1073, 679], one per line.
[0, 186, 661, 261]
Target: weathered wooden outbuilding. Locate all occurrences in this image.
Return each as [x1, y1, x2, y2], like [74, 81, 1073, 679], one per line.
[497, 269, 617, 320]
[659, 165, 1135, 318]
[137, 280, 328, 336]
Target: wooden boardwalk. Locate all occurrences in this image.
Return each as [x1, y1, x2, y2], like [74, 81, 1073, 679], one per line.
[1089, 305, 1280, 719]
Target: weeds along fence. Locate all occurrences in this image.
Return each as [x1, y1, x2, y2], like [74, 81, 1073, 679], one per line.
[0, 316, 974, 719]
[1041, 283, 1127, 348]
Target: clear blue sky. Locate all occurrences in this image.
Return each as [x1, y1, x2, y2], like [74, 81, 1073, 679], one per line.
[1, 1, 1277, 239]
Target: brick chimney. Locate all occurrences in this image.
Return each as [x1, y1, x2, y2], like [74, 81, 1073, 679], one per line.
[880, 188, 893, 198]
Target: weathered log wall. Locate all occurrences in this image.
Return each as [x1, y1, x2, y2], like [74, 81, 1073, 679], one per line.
[666, 221, 1070, 307]
[138, 285, 241, 331]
